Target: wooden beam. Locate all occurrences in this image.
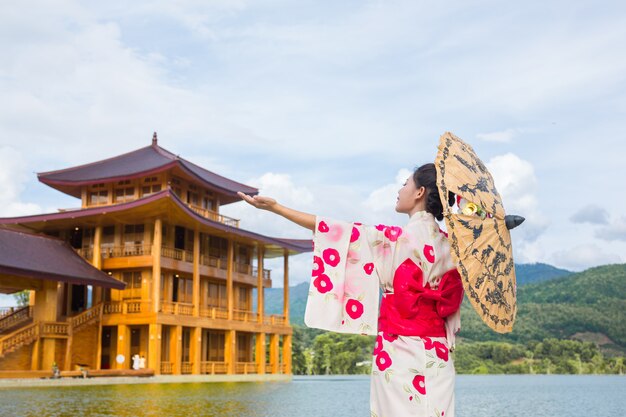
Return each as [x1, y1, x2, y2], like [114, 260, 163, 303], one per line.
[256, 332, 266, 374]
[269, 333, 279, 374]
[283, 334, 292, 375]
[257, 246, 264, 324]
[152, 219, 162, 313]
[192, 229, 200, 317]
[148, 323, 162, 375]
[283, 250, 289, 324]
[226, 240, 234, 321]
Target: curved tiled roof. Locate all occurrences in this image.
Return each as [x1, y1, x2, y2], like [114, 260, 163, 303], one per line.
[0, 228, 125, 289]
[0, 190, 313, 257]
[37, 138, 258, 204]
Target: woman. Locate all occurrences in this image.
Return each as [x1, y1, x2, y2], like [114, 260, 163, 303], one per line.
[238, 163, 464, 417]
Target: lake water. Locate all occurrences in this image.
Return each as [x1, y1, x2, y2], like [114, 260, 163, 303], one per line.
[0, 375, 623, 417]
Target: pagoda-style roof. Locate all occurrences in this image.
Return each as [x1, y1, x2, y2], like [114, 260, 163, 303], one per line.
[0, 190, 312, 258]
[0, 228, 126, 292]
[37, 134, 258, 204]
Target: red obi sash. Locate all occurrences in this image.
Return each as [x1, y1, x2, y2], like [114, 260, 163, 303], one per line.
[378, 258, 464, 338]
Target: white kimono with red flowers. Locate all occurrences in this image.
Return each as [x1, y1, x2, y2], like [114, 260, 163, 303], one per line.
[305, 211, 463, 417]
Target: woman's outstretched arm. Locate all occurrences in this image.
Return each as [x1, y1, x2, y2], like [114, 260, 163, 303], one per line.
[237, 192, 316, 231]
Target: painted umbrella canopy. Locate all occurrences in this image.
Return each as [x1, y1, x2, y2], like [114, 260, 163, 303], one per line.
[435, 132, 517, 333]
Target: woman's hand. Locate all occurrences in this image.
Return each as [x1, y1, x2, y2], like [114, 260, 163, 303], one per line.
[237, 191, 316, 231]
[237, 192, 278, 212]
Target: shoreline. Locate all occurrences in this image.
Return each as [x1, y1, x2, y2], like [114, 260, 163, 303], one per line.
[0, 374, 292, 389]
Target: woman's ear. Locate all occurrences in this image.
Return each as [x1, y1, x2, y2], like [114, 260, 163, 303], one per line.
[415, 186, 426, 201]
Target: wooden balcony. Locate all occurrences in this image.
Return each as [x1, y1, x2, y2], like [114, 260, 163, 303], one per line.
[235, 362, 257, 374]
[102, 244, 152, 258]
[200, 361, 227, 374]
[199, 307, 228, 320]
[263, 315, 286, 326]
[103, 300, 151, 315]
[160, 301, 194, 316]
[181, 362, 193, 374]
[160, 362, 173, 375]
[187, 204, 240, 228]
[233, 309, 259, 322]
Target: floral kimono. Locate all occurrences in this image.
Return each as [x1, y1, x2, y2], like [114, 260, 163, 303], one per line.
[305, 211, 464, 417]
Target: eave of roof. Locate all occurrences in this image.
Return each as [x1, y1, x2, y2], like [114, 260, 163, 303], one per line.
[0, 228, 125, 289]
[37, 143, 258, 204]
[0, 190, 312, 257]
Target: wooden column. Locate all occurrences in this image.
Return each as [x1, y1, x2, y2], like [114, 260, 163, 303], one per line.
[30, 338, 41, 371]
[173, 325, 182, 375]
[283, 250, 289, 324]
[148, 324, 162, 374]
[191, 326, 202, 374]
[225, 329, 236, 374]
[192, 229, 200, 317]
[152, 219, 162, 313]
[226, 239, 234, 320]
[92, 225, 103, 304]
[256, 333, 266, 374]
[269, 334, 279, 374]
[283, 334, 292, 374]
[257, 246, 264, 324]
[116, 324, 129, 369]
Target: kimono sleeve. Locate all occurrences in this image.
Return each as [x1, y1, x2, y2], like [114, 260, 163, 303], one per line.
[304, 217, 401, 336]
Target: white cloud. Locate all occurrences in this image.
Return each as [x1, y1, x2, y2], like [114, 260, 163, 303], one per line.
[551, 244, 623, 271]
[476, 128, 518, 143]
[595, 216, 626, 242]
[486, 153, 547, 243]
[362, 168, 411, 215]
[0, 147, 42, 217]
[570, 205, 609, 225]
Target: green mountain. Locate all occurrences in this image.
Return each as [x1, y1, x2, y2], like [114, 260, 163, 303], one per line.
[514, 263, 571, 285]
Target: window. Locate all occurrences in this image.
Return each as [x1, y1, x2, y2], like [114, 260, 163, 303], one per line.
[123, 224, 144, 244]
[236, 286, 250, 310]
[237, 333, 252, 362]
[141, 184, 161, 196]
[114, 183, 135, 203]
[122, 271, 142, 299]
[90, 190, 108, 205]
[208, 282, 227, 308]
[204, 331, 225, 361]
[174, 275, 193, 304]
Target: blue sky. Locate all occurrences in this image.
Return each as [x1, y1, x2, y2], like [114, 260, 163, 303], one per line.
[1, 0, 625, 306]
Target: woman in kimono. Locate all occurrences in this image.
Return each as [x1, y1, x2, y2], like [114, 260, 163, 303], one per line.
[238, 163, 464, 417]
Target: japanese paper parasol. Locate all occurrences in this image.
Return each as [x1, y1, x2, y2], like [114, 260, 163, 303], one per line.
[435, 132, 525, 333]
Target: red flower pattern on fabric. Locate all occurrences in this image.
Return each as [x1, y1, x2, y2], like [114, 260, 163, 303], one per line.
[318, 221, 329, 233]
[423, 244, 435, 263]
[312, 256, 325, 277]
[322, 248, 340, 267]
[363, 262, 374, 275]
[376, 350, 392, 371]
[313, 274, 333, 294]
[382, 332, 398, 343]
[350, 227, 360, 243]
[439, 228, 448, 238]
[433, 341, 449, 362]
[384, 226, 403, 242]
[345, 299, 364, 319]
[375, 224, 386, 231]
[412, 375, 426, 395]
[421, 337, 434, 350]
[373, 335, 383, 355]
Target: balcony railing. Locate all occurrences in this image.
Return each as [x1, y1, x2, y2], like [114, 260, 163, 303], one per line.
[160, 362, 173, 375]
[252, 266, 271, 280]
[0, 322, 39, 357]
[160, 246, 194, 263]
[187, 204, 240, 228]
[181, 362, 193, 374]
[200, 255, 227, 270]
[102, 244, 152, 258]
[160, 301, 194, 316]
[263, 315, 286, 326]
[235, 362, 257, 374]
[103, 300, 151, 315]
[76, 248, 94, 260]
[40, 322, 69, 337]
[199, 307, 228, 320]
[200, 361, 227, 374]
[233, 309, 259, 322]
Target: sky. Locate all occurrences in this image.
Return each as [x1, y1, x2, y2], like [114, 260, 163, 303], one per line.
[1, 0, 625, 304]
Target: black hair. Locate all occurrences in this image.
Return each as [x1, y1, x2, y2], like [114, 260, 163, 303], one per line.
[412, 163, 452, 221]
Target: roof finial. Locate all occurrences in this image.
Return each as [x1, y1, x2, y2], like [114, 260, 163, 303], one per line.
[152, 132, 158, 145]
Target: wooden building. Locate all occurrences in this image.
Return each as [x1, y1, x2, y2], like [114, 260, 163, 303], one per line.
[0, 133, 310, 376]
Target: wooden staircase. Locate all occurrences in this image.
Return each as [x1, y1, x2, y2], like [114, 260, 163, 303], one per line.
[0, 304, 103, 359]
[0, 306, 33, 335]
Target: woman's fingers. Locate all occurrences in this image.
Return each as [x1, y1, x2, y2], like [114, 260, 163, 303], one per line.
[237, 192, 276, 210]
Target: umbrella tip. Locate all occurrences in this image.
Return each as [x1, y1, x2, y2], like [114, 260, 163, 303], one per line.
[505, 215, 525, 230]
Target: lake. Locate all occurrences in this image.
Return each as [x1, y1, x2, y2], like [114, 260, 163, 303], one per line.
[0, 375, 623, 416]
